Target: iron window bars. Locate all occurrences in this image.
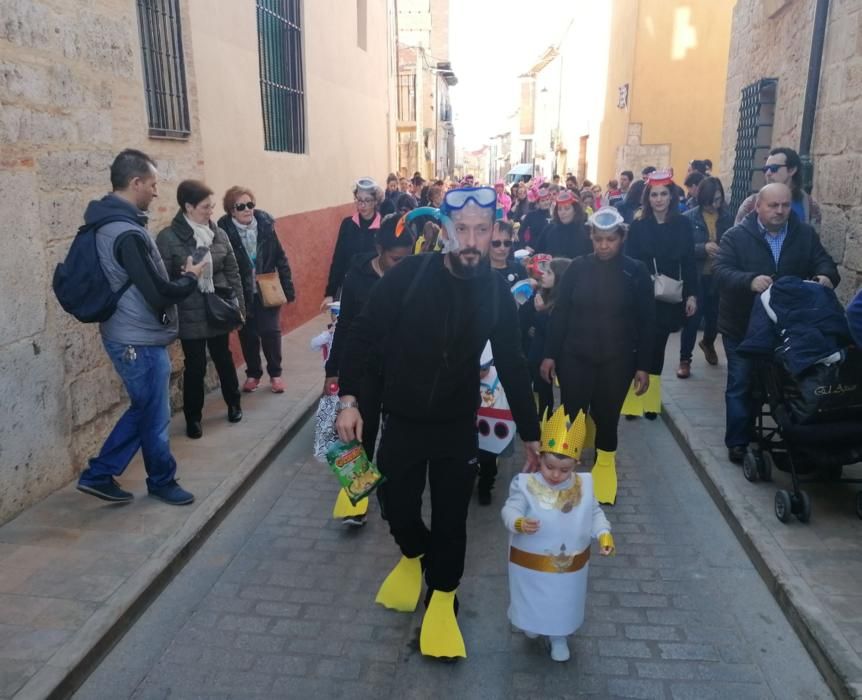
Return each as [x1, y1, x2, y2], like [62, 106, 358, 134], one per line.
[257, 0, 306, 153]
[137, 0, 191, 139]
[730, 78, 778, 214]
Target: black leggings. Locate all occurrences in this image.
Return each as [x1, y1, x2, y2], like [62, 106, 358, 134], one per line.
[649, 326, 673, 376]
[558, 355, 636, 453]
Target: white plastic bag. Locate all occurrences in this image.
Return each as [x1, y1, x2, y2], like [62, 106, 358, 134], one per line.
[312, 394, 340, 463]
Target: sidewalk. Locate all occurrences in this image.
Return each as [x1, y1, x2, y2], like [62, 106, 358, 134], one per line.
[661, 334, 862, 700]
[0, 317, 327, 700]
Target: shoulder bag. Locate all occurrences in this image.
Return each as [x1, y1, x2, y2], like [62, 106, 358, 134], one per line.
[257, 271, 288, 308]
[652, 258, 683, 304]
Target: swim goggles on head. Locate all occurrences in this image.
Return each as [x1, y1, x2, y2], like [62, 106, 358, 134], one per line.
[588, 207, 625, 230]
[354, 177, 379, 191]
[440, 187, 497, 214]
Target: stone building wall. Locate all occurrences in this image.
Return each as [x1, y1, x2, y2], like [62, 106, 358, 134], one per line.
[720, 0, 862, 303]
[614, 124, 672, 181]
[0, 0, 205, 523]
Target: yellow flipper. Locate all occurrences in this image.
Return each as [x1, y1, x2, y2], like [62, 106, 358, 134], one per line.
[642, 375, 662, 414]
[375, 555, 423, 612]
[620, 381, 643, 416]
[593, 449, 617, 505]
[584, 413, 596, 449]
[332, 489, 369, 519]
[420, 590, 466, 659]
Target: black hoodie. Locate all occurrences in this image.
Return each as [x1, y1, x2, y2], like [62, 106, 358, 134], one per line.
[325, 251, 381, 377]
[339, 254, 540, 441]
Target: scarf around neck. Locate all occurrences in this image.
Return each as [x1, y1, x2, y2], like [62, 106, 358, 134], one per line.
[184, 214, 215, 293]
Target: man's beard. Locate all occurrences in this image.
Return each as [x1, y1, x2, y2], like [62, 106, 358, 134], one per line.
[447, 249, 487, 278]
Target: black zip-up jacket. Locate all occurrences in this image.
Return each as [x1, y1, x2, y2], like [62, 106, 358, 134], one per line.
[519, 208, 551, 250]
[325, 214, 378, 297]
[339, 254, 540, 441]
[713, 212, 839, 341]
[324, 252, 380, 377]
[545, 254, 655, 372]
[535, 219, 592, 259]
[218, 209, 295, 311]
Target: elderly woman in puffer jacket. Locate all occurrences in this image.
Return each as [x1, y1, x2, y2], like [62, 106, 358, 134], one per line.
[157, 179, 245, 440]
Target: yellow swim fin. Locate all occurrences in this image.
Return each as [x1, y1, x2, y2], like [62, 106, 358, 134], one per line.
[420, 590, 466, 659]
[332, 489, 369, 519]
[375, 555, 423, 612]
[593, 449, 617, 505]
[643, 375, 662, 414]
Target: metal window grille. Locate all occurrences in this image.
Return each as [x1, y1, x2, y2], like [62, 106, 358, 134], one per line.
[136, 0, 191, 139]
[257, 0, 306, 153]
[730, 78, 778, 214]
[397, 73, 416, 122]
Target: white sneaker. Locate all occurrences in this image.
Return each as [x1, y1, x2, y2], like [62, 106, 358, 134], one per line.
[548, 635, 570, 662]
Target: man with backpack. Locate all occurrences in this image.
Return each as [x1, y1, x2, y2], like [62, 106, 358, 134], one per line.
[69, 149, 206, 505]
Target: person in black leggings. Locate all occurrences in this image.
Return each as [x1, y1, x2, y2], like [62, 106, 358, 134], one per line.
[541, 208, 655, 505]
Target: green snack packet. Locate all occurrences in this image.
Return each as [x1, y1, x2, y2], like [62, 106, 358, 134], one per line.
[326, 440, 386, 505]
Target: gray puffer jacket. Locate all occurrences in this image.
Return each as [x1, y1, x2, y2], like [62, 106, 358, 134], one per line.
[156, 210, 245, 340]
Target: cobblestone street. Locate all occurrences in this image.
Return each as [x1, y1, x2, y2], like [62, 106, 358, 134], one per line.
[74, 414, 832, 699]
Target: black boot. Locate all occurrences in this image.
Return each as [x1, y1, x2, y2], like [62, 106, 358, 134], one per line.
[228, 404, 243, 423]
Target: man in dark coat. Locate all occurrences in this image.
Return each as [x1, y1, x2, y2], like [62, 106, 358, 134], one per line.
[713, 183, 839, 464]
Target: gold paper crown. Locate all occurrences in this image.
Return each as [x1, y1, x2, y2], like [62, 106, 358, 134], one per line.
[540, 407, 586, 459]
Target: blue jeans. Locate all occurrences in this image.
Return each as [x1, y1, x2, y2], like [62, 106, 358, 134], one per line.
[722, 335, 755, 448]
[79, 341, 176, 490]
[680, 274, 719, 361]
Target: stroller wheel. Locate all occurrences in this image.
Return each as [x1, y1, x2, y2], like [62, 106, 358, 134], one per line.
[796, 491, 812, 523]
[743, 450, 760, 483]
[775, 490, 792, 523]
[855, 492, 862, 520]
[759, 452, 774, 482]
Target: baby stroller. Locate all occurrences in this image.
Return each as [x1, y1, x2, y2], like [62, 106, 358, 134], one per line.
[738, 278, 862, 523]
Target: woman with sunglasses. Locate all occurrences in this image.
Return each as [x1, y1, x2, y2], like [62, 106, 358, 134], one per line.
[490, 221, 524, 284]
[219, 186, 295, 394]
[321, 178, 383, 311]
[534, 190, 591, 259]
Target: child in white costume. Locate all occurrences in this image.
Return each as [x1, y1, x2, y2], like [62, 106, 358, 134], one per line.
[501, 407, 614, 662]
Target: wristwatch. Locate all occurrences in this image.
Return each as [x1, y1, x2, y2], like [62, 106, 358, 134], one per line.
[337, 400, 358, 411]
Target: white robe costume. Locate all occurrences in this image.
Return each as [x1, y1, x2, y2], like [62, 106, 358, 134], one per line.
[501, 472, 611, 637]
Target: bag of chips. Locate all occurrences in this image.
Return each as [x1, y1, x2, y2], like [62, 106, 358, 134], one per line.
[325, 440, 386, 505]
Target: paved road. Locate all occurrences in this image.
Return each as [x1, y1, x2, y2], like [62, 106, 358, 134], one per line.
[75, 416, 833, 699]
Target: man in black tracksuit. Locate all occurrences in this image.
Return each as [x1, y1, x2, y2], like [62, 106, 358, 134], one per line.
[336, 190, 540, 659]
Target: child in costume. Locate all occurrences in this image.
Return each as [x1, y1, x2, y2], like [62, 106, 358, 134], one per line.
[476, 342, 516, 505]
[501, 407, 614, 662]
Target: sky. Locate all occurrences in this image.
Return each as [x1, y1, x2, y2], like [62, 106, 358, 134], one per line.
[449, 0, 572, 150]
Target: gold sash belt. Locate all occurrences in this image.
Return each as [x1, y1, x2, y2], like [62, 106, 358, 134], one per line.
[509, 545, 590, 574]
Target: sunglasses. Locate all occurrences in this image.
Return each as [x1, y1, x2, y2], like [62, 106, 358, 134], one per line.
[233, 202, 255, 211]
[762, 164, 787, 174]
[491, 239, 513, 248]
[442, 187, 497, 211]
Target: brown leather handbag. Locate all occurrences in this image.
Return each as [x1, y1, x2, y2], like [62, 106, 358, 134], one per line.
[256, 272, 287, 308]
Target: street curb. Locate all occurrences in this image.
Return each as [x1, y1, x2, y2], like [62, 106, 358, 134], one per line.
[662, 393, 862, 700]
[18, 384, 321, 700]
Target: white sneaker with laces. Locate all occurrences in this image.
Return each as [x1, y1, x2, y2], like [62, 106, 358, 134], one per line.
[548, 635, 570, 662]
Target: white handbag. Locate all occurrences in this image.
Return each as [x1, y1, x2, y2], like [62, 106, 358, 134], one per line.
[652, 259, 684, 304]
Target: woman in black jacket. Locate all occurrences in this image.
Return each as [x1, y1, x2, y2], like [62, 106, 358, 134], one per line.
[322, 178, 383, 310]
[541, 207, 655, 505]
[534, 190, 592, 259]
[624, 172, 697, 419]
[509, 182, 531, 225]
[677, 177, 733, 378]
[323, 215, 415, 526]
[219, 186, 295, 395]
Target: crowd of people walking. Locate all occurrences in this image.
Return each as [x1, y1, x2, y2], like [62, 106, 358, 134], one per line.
[66, 144, 853, 666]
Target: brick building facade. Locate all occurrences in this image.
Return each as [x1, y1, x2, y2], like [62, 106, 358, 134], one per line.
[0, 0, 395, 523]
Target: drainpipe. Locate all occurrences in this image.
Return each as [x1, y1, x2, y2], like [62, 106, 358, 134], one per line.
[799, 0, 830, 194]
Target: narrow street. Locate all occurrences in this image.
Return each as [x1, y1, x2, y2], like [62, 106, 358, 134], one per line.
[75, 416, 832, 699]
